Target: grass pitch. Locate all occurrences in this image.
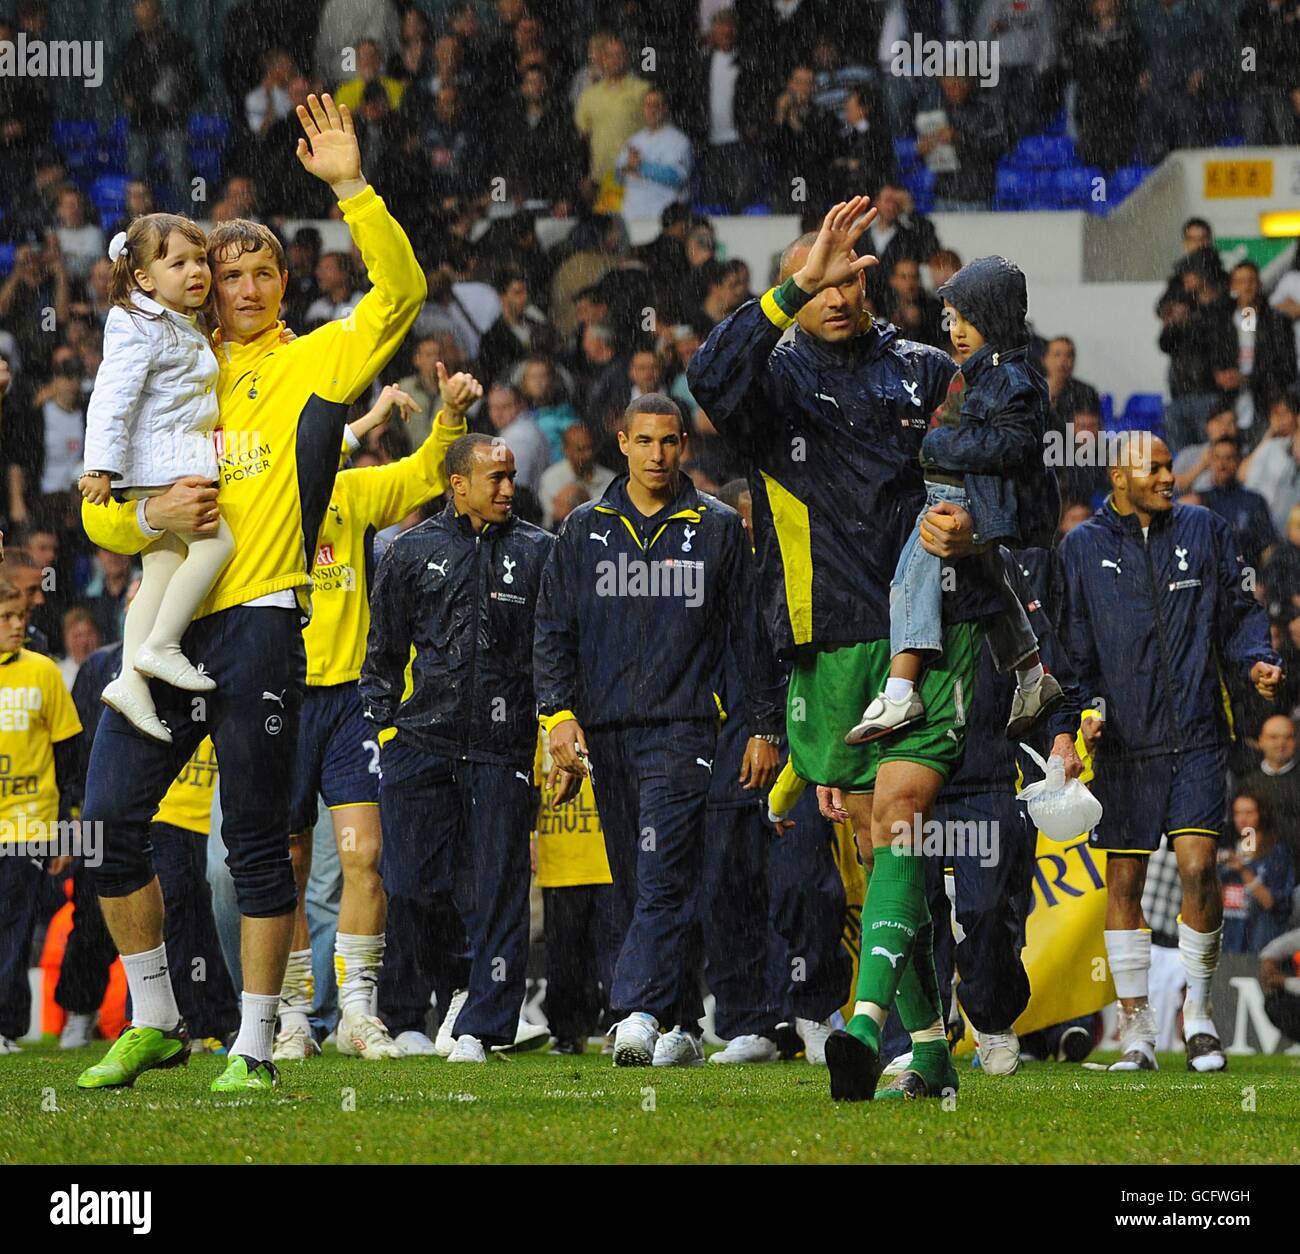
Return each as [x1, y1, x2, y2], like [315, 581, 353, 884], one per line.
[3, 1043, 1298, 1165]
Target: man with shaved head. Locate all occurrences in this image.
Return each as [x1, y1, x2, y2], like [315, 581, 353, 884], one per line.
[688, 197, 1068, 1101]
[1060, 432, 1282, 1073]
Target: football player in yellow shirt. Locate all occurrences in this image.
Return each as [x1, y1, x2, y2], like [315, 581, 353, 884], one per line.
[0, 578, 82, 1053]
[77, 95, 426, 1094]
[272, 368, 477, 1062]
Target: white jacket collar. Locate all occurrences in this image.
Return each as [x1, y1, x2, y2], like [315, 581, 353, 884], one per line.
[130, 289, 199, 328]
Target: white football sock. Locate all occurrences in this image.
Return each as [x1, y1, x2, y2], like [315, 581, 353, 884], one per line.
[277, 948, 314, 1033]
[1016, 661, 1045, 691]
[334, 933, 386, 1015]
[122, 942, 180, 1031]
[231, 992, 280, 1063]
[853, 1000, 888, 1027]
[1104, 928, 1152, 1002]
[1178, 918, 1222, 1035]
[884, 678, 914, 703]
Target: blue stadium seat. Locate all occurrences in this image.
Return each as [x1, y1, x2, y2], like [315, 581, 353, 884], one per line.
[741, 203, 771, 215]
[192, 148, 223, 188]
[893, 137, 920, 169]
[0, 243, 15, 276]
[1043, 107, 1068, 137]
[1051, 165, 1102, 209]
[1120, 393, 1165, 433]
[188, 114, 231, 146]
[1109, 164, 1152, 204]
[89, 173, 133, 220]
[994, 164, 1033, 210]
[1014, 135, 1074, 168]
[51, 119, 98, 153]
[1099, 393, 1115, 427]
[902, 166, 934, 213]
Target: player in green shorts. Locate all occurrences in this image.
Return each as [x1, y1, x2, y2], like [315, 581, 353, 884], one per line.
[688, 197, 1071, 1101]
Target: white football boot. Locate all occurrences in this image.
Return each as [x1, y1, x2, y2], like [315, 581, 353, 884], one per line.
[272, 1023, 321, 1062]
[796, 1016, 832, 1065]
[491, 1017, 551, 1054]
[708, 1034, 779, 1064]
[0, 1034, 23, 1054]
[612, 1012, 659, 1067]
[882, 1049, 914, 1076]
[447, 1034, 487, 1063]
[59, 1012, 96, 1049]
[976, 1028, 1021, 1075]
[336, 1008, 403, 1059]
[653, 1026, 705, 1067]
[394, 1030, 438, 1056]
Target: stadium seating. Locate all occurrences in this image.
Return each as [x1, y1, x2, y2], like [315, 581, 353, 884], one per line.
[89, 174, 133, 222]
[0, 242, 15, 276]
[1120, 393, 1166, 435]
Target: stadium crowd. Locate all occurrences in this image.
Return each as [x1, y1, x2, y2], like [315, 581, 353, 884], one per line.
[0, 0, 1298, 1083]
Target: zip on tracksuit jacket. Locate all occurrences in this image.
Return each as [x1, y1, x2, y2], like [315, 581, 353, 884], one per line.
[360, 502, 554, 768]
[1059, 499, 1279, 761]
[80, 185, 426, 618]
[533, 474, 757, 732]
[686, 289, 1004, 654]
[945, 546, 1082, 796]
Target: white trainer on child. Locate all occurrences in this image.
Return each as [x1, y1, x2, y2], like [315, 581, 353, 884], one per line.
[101, 676, 172, 743]
[844, 691, 926, 745]
[134, 645, 216, 692]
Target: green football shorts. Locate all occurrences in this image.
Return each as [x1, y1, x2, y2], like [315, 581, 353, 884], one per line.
[786, 622, 982, 792]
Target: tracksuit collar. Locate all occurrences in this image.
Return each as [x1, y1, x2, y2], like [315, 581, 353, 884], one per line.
[961, 342, 1026, 381]
[602, 472, 700, 522]
[794, 316, 897, 367]
[440, 498, 513, 538]
[1100, 495, 1174, 535]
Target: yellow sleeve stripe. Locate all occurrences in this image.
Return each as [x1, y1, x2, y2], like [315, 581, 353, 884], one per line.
[540, 709, 578, 734]
[760, 287, 796, 331]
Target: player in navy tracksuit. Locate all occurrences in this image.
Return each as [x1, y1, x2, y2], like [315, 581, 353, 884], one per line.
[360, 433, 553, 1060]
[534, 394, 759, 1068]
[1059, 434, 1282, 1073]
[695, 607, 784, 1062]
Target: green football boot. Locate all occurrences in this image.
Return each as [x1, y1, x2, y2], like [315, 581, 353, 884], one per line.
[77, 1021, 191, 1089]
[210, 1054, 279, 1093]
[875, 1044, 961, 1101]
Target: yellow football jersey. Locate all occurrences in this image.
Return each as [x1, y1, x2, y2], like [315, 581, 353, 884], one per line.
[532, 731, 612, 888]
[80, 185, 426, 618]
[305, 417, 464, 686]
[151, 736, 218, 836]
[0, 649, 82, 840]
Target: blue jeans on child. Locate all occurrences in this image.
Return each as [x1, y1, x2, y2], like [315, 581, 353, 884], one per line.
[890, 481, 1038, 673]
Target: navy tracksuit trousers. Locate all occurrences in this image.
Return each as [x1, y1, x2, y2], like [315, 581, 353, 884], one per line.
[586, 720, 716, 1028]
[377, 750, 533, 1048]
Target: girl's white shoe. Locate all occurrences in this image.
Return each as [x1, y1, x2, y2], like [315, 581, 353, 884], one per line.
[101, 677, 172, 743]
[134, 644, 216, 692]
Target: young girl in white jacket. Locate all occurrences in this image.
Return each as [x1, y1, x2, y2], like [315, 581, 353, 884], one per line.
[79, 213, 235, 743]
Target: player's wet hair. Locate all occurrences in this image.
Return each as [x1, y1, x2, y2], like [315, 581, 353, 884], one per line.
[621, 393, 685, 434]
[206, 218, 288, 276]
[0, 576, 22, 604]
[446, 432, 504, 481]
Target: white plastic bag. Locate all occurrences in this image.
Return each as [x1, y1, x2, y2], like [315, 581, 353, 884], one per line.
[1015, 742, 1103, 842]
